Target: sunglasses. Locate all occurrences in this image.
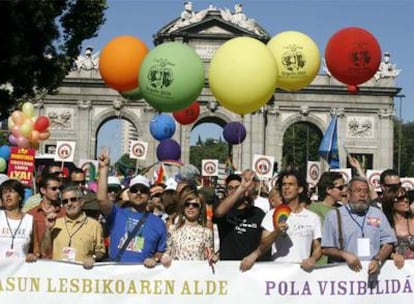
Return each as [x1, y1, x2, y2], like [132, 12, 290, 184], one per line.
[184, 201, 201, 209]
[393, 194, 408, 203]
[108, 186, 121, 193]
[73, 180, 86, 185]
[332, 185, 345, 191]
[48, 186, 60, 191]
[384, 182, 402, 188]
[51, 171, 63, 176]
[62, 197, 80, 204]
[129, 186, 149, 195]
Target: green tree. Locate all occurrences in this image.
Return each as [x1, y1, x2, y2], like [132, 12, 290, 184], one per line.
[395, 119, 414, 176]
[282, 122, 323, 173]
[190, 138, 229, 171]
[0, 0, 107, 118]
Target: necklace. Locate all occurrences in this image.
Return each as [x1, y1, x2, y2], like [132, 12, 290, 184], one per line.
[3, 210, 25, 249]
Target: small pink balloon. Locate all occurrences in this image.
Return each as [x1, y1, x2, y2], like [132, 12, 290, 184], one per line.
[16, 136, 30, 148]
[12, 125, 21, 138]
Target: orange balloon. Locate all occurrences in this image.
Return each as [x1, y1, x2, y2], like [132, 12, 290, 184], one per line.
[99, 35, 149, 91]
[39, 131, 50, 140]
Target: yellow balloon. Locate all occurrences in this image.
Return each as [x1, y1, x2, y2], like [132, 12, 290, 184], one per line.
[208, 37, 278, 115]
[22, 102, 35, 118]
[267, 31, 320, 91]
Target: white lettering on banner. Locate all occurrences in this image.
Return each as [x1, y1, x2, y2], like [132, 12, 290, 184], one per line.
[1, 260, 414, 303]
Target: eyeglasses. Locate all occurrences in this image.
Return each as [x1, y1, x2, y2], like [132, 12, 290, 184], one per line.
[227, 185, 240, 191]
[48, 186, 60, 191]
[332, 185, 345, 191]
[51, 171, 63, 176]
[184, 201, 201, 209]
[393, 194, 408, 203]
[384, 182, 402, 188]
[62, 197, 80, 204]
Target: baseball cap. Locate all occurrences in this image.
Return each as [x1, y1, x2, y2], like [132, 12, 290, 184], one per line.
[130, 175, 150, 188]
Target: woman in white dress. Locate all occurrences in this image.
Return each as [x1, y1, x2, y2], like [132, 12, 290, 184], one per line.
[161, 187, 214, 266]
[0, 179, 38, 262]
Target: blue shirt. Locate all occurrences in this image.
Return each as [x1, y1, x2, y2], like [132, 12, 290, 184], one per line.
[106, 205, 166, 262]
[321, 205, 396, 260]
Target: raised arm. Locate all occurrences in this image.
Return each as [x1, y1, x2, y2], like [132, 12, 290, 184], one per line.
[96, 152, 114, 216]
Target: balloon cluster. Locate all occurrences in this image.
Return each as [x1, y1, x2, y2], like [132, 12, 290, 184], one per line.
[8, 102, 50, 149]
[0, 145, 11, 172]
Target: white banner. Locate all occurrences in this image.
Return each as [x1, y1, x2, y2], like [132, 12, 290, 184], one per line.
[1, 260, 414, 303]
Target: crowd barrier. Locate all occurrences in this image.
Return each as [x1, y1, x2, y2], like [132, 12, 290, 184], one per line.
[1, 259, 414, 303]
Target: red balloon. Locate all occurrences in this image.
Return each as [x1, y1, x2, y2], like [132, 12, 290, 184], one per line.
[347, 85, 359, 94]
[173, 102, 200, 125]
[34, 116, 50, 132]
[325, 27, 381, 85]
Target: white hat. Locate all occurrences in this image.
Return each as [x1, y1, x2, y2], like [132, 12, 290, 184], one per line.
[165, 177, 177, 190]
[108, 176, 121, 186]
[0, 174, 9, 185]
[130, 175, 150, 188]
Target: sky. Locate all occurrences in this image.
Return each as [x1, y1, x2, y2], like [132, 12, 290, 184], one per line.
[89, 0, 413, 162]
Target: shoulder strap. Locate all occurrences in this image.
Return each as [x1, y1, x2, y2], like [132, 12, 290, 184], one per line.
[115, 212, 150, 262]
[335, 208, 344, 250]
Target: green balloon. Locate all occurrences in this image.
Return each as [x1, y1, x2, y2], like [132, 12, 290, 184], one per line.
[120, 87, 143, 101]
[0, 157, 6, 172]
[139, 42, 205, 112]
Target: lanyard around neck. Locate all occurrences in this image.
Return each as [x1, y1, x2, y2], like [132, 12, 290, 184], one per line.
[64, 217, 87, 247]
[4, 211, 25, 250]
[346, 206, 367, 237]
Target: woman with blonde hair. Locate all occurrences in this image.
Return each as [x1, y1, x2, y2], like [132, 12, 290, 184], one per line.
[161, 187, 213, 266]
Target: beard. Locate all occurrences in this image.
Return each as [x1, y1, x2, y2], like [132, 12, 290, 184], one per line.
[349, 200, 369, 214]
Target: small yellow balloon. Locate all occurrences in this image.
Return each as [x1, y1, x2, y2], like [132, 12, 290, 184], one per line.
[22, 102, 35, 118]
[267, 31, 320, 91]
[208, 37, 278, 115]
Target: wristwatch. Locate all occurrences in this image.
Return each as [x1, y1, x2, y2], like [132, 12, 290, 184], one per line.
[92, 254, 97, 261]
[372, 257, 382, 266]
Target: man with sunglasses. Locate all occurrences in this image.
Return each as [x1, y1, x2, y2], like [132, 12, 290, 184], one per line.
[372, 169, 402, 209]
[26, 174, 65, 259]
[97, 152, 166, 267]
[41, 185, 105, 269]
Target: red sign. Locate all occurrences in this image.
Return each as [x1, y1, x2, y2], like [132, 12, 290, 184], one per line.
[7, 147, 35, 186]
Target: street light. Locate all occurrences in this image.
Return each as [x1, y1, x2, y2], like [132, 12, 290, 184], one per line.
[396, 94, 405, 175]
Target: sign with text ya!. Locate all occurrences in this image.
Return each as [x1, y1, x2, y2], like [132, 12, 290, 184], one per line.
[7, 147, 35, 186]
[1, 260, 414, 304]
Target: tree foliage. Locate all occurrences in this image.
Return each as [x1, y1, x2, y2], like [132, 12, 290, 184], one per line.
[0, 0, 107, 118]
[190, 138, 229, 171]
[394, 119, 414, 176]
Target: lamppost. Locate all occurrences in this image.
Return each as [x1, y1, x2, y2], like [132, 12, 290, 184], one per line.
[396, 94, 405, 175]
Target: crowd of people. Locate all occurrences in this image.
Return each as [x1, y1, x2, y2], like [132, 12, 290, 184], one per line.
[1, 153, 414, 282]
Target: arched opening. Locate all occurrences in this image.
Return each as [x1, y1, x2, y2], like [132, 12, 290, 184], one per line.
[282, 122, 323, 173]
[96, 117, 138, 172]
[189, 116, 229, 172]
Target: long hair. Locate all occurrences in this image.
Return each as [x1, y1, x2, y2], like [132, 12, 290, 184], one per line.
[382, 186, 411, 228]
[175, 187, 206, 229]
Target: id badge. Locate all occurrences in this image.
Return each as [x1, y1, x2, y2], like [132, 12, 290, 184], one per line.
[5, 249, 19, 259]
[135, 236, 144, 252]
[62, 247, 77, 262]
[357, 238, 371, 257]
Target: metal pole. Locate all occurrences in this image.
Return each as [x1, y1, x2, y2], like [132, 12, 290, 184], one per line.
[397, 94, 405, 175]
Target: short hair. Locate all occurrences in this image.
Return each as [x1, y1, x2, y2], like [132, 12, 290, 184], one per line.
[225, 174, 242, 185]
[0, 179, 26, 209]
[317, 171, 344, 201]
[70, 167, 85, 177]
[379, 169, 399, 185]
[61, 185, 83, 199]
[348, 176, 369, 189]
[40, 174, 61, 189]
